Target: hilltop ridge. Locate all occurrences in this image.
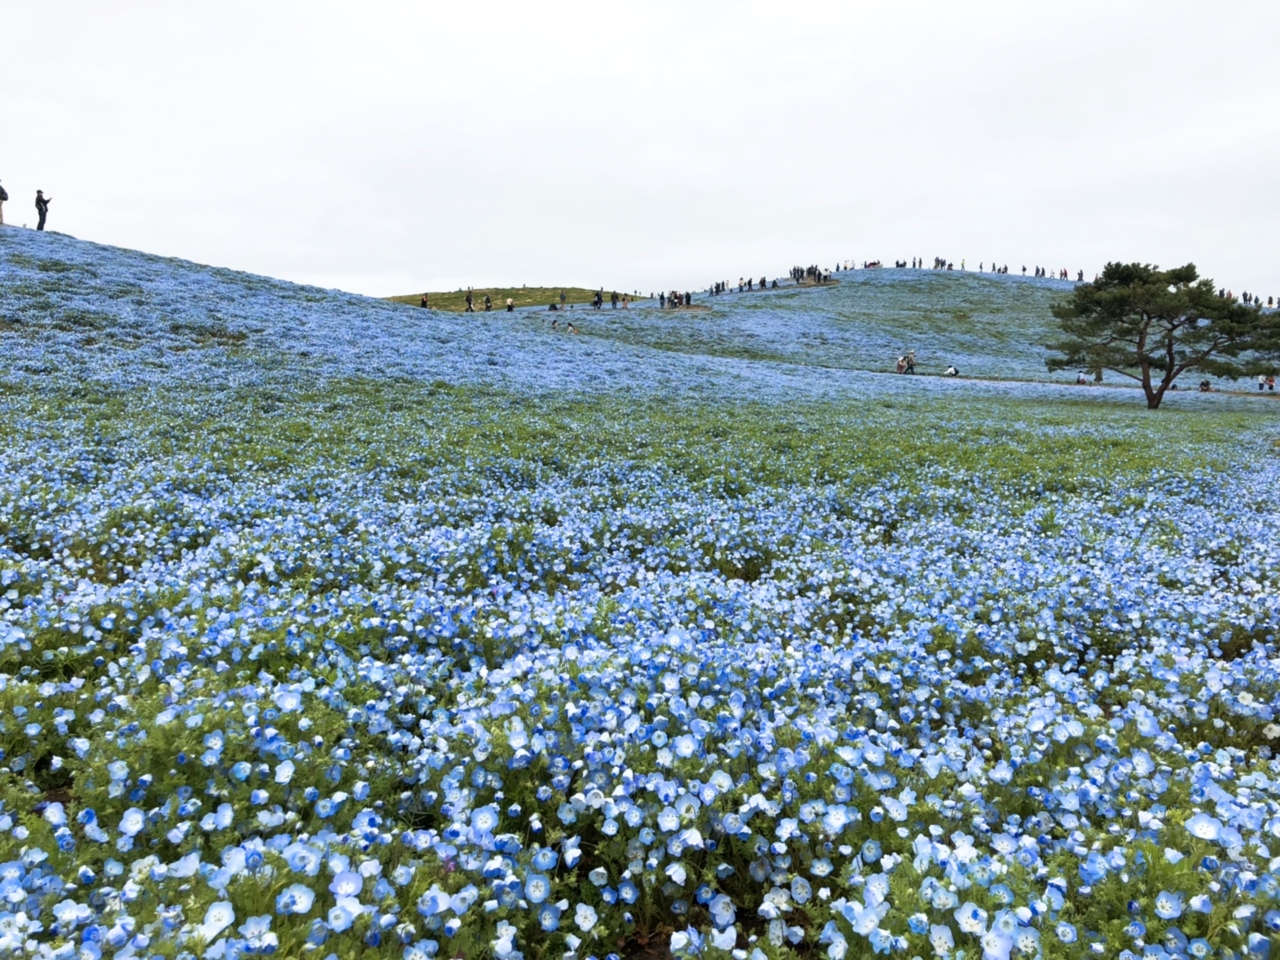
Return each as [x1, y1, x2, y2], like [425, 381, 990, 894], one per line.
[0, 229, 1246, 406]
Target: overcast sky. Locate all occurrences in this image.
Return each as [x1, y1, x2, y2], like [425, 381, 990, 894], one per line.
[5, 2, 1279, 298]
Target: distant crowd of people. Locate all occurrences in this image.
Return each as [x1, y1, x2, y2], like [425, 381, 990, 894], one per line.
[710, 277, 776, 295]
[0, 179, 53, 230]
[790, 265, 833, 284]
[1229, 290, 1275, 308]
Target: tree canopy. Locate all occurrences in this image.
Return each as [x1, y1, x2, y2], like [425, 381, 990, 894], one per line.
[1046, 262, 1280, 408]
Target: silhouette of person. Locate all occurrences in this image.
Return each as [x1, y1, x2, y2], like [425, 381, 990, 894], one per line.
[35, 190, 51, 231]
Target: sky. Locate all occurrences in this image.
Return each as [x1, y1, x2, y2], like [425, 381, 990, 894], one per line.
[5, 1, 1280, 299]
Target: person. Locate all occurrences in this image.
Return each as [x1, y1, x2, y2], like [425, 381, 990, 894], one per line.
[1260, 375, 1267, 392]
[945, 365, 958, 377]
[465, 289, 475, 313]
[1076, 372, 1088, 385]
[1199, 379, 1212, 392]
[1268, 376, 1276, 391]
[419, 293, 430, 308]
[35, 190, 51, 231]
[559, 291, 567, 310]
[0, 179, 7, 225]
[567, 321, 578, 333]
[659, 292, 666, 309]
[483, 294, 492, 312]
[548, 301, 558, 311]
[551, 318, 559, 330]
[622, 293, 630, 309]
[506, 297, 514, 312]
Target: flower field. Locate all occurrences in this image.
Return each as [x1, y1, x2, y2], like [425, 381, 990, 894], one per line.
[1, 229, 1279, 959]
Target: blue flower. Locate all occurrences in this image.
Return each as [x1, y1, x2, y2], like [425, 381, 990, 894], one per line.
[574, 903, 597, 932]
[117, 808, 145, 837]
[708, 894, 735, 929]
[1154, 891, 1184, 920]
[538, 904, 561, 932]
[276, 883, 315, 915]
[524, 873, 551, 904]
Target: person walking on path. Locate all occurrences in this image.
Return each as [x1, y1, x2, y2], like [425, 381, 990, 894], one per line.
[0, 180, 7, 225]
[35, 190, 51, 231]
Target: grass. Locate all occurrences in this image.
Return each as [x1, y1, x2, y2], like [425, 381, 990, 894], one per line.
[386, 286, 649, 313]
[6, 377, 1257, 499]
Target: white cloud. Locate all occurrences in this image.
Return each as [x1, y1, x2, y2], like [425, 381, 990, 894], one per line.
[4, 0, 1279, 298]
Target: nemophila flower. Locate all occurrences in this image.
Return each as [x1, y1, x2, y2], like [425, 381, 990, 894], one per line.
[276, 883, 315, 915]
[531, 847, 558, 872]
[117, 808, 145, 837]
[283, 843, 321, 875]
[574, 903, 597, 932]
[404, 939, 439, 960]
[955, 902, 988, 936]
[1013, 926, 1040, 955]
[1185, 937, 1212, 958]
[418, 885, 450, 917]
[330, 871, 362, 897]
[199, 901, 235, 941]
[524, 873, 551, 904]
[709, 894, 735, 929]
[239, 915, 277, 953]
[1185, 813, 1223, 841]
[981, 928, 1013, 960]
[328, 903, 355, 933]
[538, 903, 561, 932]
[1154, 891, 1184, 920]
[928, 924, 955, 957]
[1056, 921, 1077, 944]
[471, 805, 500, 833]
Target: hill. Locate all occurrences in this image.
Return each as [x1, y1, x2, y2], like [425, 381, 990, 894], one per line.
[0, 229, 1244, 403]
[1, 228, 1279, 959]
[388, 286, 643, 312]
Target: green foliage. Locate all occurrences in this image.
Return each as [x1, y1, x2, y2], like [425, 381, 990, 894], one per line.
[1046, 262, 1280, 408]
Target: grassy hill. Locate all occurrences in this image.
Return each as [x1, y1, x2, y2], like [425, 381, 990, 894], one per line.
[2, 229, 1280, 959]
[387, 285, 646, 312]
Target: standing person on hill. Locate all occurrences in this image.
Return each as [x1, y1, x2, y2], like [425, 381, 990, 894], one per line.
[0, 179, 7, 225]
[35, 190, 51, 231]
